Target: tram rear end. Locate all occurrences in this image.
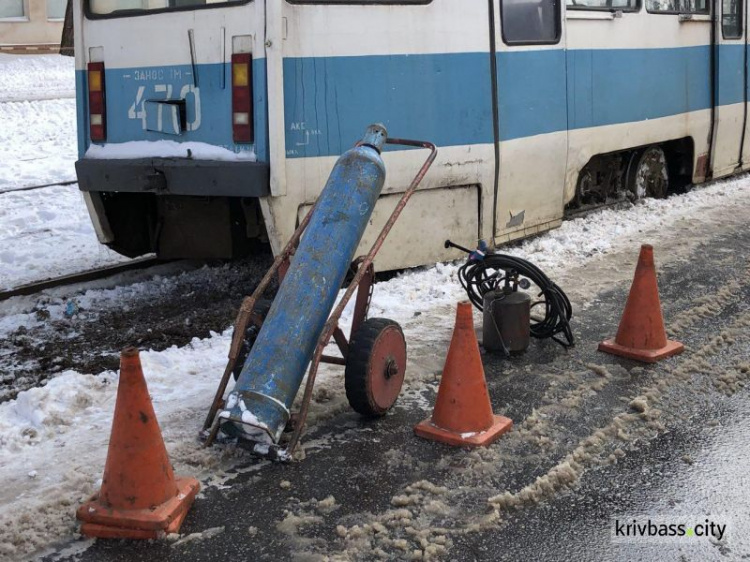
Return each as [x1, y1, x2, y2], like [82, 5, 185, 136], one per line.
[73, 0, 269, 258]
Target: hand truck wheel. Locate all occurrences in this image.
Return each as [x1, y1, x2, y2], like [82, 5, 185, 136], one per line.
[345, 318, 406, 417]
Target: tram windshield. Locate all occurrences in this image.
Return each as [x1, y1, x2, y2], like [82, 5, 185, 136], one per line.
[88, 0, 247, 16]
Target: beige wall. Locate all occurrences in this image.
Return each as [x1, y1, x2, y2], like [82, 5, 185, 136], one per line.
[0, 0, 64, 47]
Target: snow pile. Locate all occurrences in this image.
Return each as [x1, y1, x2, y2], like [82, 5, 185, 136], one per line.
[357, 176, 750, 326]
[85, 140, 257, 162]
[0, 334, 238, 558]
[0, 54, 75, 102]
[0, 184, 128, 290]
[0, 98, 78, 189]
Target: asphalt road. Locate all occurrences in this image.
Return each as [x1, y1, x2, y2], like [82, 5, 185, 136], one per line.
[47, 224, 750, 562]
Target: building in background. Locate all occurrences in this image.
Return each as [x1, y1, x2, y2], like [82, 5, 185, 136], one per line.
[0, 0, 66, 52]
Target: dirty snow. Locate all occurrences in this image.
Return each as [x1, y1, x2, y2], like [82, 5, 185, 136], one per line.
[0, 334, 241, 558]
[349, 176, 750, 328]
[0, 171, 748, 558]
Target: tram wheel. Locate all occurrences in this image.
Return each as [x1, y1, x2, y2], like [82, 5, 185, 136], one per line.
[345, 318, 406, 417]
[627, 145, 669, 200]
[232, 299, 272, 380]
[575, 165, 597, 207]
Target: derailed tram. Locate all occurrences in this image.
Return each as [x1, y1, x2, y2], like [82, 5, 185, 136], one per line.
[72, 0, 746, 270]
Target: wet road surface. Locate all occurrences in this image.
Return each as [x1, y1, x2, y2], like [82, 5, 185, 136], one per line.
[47, 225, 750, 562]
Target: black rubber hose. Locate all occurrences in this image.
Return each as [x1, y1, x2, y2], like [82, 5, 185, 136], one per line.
[457, 253, 575, 348]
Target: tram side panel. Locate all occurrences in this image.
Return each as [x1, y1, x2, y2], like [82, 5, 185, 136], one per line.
[712, 0, 747, 179]
[262, 0, 496, 271]
[742, 0, 750, 169]
[564, 7, 712, 199]
[492, 0, 569, 245]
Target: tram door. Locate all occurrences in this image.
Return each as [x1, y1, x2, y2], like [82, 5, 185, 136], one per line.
[713, 0, 747, 177]
[492, 0, 568, 243]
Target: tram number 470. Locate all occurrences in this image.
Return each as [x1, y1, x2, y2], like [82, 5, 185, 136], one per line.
[128, 84, 202, 131]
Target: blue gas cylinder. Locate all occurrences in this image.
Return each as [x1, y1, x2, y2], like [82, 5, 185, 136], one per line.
[219, 124, 388, 443]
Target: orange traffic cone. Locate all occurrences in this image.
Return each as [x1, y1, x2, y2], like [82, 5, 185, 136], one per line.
[414, 301, 513, 447]
[76, 347, 200, 539]
[599, 244, 684, 363]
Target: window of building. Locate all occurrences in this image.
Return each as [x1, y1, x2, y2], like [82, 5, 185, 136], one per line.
[0, 0, 26, 19]
[502, 0, 560, 44]
[646, 0, 709, 13]
[567, 0, 638, 11]
[48, 0, 67, 19]
[722, 0, 742, 38]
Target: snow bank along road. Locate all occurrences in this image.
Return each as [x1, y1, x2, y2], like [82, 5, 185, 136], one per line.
[0, 174, 747, 560]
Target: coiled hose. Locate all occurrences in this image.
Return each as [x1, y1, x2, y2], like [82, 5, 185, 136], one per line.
[450, 241, 575, 348]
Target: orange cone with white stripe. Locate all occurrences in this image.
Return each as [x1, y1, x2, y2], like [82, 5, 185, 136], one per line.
[414, 302, 513, 447]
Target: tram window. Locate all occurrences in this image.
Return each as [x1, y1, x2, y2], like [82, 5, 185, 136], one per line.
[88, 0, 248, 17]
[502, 0, 560, 44]
[646, 0, 709, 13]
[723, 0, 742, 38]
[287, 0, 431, 4]
[567, 0, 638, 12]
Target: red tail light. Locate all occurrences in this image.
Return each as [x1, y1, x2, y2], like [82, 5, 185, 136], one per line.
[87, 62, 106, 142]
[231, 53, 254, 143]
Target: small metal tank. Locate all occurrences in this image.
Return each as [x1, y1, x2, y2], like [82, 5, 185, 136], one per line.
[482, 289, 531, 355]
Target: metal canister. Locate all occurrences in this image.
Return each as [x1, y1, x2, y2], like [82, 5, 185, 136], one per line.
[482, 289, 531, 355]
[219, 124, 388, 444]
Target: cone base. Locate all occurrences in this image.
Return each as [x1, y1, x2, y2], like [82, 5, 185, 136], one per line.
[77, 477, 200, 537]
[598, 338, 684, 363]
[79, 510, 186, 540]
[414, 415, 513, 448]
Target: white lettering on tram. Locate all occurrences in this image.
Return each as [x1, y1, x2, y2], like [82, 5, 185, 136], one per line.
[127, 83, 202, 132]
[132, 69, 183, 81]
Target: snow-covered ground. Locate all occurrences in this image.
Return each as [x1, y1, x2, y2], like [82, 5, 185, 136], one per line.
[0, 54, 77, 190]
[0, 99, 78, 190]
[0, 172, 748, 558]
[0, 54, 127, 289]
[0, 54, 75, 103]
[0, 185, 128, 290]
[0, 335, 234, 558]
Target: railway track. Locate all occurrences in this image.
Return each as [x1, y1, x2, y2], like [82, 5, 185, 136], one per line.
[563, 198, 633, 220]
[0, 256, 164, 302]
[0, 92, 77, 103]
[0, 197, 632, 302]
[0, 180, 77, 195]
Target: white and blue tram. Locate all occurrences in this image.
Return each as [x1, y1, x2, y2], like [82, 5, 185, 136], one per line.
[71, 0, 745, 269]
